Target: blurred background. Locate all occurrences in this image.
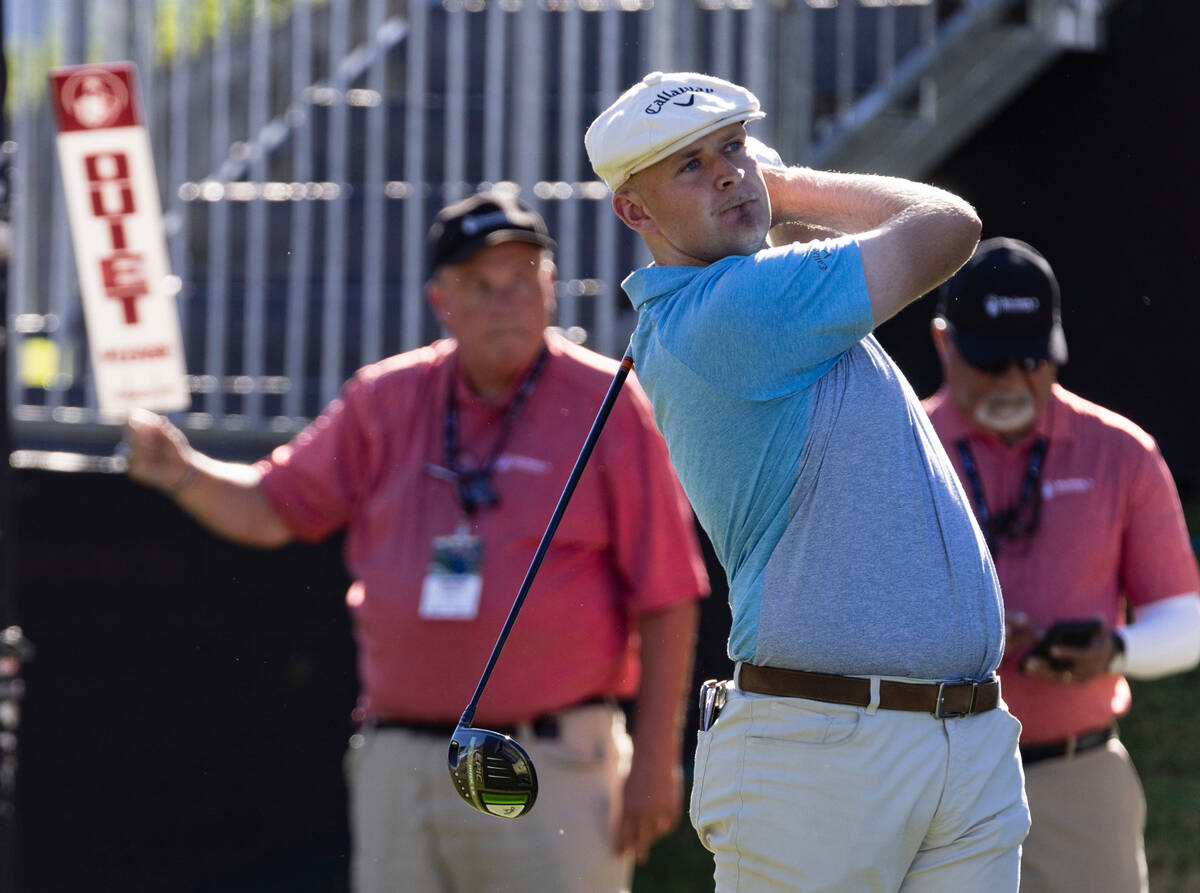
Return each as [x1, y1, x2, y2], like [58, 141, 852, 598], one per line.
[2, 0, 1197, 890]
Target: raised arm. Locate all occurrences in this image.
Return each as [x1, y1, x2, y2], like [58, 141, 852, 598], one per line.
[124, 408, 294, 548]
[762, 165, 981, 325]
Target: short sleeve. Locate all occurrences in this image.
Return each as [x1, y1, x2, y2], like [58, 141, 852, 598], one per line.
[1119, 443, 1200, 607]
[255, 376, 377, 542]
[653, 237, 874, 400]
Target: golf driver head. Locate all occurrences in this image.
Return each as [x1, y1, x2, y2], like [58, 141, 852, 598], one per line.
[447, 725, 538, 819]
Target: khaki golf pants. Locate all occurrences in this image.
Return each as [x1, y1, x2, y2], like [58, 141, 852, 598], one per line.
[346, 702, 633, 893]
[690, 679, 1031, 892]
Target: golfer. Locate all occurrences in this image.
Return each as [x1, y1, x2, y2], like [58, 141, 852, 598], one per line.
[586, 71, 1030, 891]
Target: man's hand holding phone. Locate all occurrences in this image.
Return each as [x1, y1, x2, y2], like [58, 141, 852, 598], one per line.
[1020, 617, 1117, 684]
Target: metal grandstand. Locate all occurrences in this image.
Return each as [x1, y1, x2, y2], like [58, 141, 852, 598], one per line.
[4, 0, 1115, 455]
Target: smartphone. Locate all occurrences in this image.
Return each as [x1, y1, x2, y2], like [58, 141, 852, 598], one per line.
[1026, 618, 1104, 670]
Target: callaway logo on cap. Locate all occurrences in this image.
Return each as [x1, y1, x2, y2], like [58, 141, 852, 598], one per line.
[643, 84, 716, 114]
[585, 71, 765, 192]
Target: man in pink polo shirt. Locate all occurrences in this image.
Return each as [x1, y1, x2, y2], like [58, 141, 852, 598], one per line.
[122, 191, 709, 893]
[924, 237, 1200, 893]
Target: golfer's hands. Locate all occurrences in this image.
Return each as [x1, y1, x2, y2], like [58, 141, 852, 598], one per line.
[614, 750, 683, 864]
[745, 136, 784, 170]
[755, 152, 846, 245]
[1023, 621, 1116, 685]
[123, 408, 197, 495]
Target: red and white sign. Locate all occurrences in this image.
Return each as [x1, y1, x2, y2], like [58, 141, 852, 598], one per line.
[50, 62, 189, 413]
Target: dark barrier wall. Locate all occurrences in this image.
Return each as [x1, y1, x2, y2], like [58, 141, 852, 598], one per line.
[13, 469, 357, 892]
[880, 0, 1200, 494]
[12, 1, 1198, 889]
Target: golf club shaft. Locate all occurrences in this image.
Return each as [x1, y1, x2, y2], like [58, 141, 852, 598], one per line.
[459, 344, 635, 727]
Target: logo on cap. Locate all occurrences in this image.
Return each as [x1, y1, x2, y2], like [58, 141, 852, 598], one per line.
[461, 210, 512, 236]
[984, 294, 1041, 318]
[645, 85, 716, 115]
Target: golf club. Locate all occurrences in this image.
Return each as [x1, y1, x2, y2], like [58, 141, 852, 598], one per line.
[448, 343, 635, 819]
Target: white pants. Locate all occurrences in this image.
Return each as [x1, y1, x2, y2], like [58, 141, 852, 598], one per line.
[690, 680, 1031, 892]
[1020, 738, 1147, 893]
[346, 703, 634, 893]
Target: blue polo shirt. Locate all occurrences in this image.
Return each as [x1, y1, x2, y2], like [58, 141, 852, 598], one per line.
[624, 237, 1002, 681]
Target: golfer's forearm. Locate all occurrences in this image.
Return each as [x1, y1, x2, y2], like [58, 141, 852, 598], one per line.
[631, 600, 699, 760]
[172, 456, 294, 548]
[766, 167, 974, 239]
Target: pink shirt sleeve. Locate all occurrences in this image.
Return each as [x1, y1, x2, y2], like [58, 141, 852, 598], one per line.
[255, 375, 379, 543]
[1119, 441, 1200, 607]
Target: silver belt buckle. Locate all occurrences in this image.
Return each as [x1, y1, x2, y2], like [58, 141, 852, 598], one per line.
[933, 681, 977, 719]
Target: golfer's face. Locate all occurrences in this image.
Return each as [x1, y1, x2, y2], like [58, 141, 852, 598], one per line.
[633, 123, 770, 265]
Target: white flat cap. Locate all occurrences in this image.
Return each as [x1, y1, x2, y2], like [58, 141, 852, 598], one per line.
[585, 71, 765, 192]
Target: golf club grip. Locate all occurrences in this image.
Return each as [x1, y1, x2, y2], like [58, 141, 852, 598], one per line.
[459, 344, 635, 726]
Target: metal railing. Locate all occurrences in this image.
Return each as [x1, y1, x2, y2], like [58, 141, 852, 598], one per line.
[4, 0, 1110, 454]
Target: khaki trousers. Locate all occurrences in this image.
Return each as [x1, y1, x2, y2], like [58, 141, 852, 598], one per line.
[346, 703, 633, 893]
[690, 681, 1030, 893]
[1019, 738, 1148, 893]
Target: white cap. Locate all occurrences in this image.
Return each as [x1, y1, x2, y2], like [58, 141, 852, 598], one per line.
[585, 71, 765, 192]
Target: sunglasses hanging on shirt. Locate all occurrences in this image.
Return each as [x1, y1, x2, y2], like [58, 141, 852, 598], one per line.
[955, 437, 1048, 556]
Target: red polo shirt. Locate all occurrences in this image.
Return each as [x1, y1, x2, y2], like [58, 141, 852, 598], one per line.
[924, 383, 1199, 743]
[257, 335, 709, 726]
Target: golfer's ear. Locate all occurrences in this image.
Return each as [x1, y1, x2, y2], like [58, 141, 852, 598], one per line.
[613, 192, 658, 235]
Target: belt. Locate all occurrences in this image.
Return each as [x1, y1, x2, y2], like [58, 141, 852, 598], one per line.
[1019, 725, 1115, 767]
[366, 695, 613, 741]
[738, 664, 1000, 719]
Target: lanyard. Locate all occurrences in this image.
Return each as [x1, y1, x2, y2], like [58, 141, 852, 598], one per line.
[438, 346, 549, 518]
[955, 436, 1048, 556]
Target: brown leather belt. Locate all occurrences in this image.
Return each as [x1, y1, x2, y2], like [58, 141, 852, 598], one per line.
[738, 664, 1000, 719]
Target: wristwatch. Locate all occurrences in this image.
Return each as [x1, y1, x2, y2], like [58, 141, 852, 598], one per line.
[1107, 628, 1127, 674]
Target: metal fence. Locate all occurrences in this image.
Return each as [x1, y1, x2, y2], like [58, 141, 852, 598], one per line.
[4, 0, 1107, 452]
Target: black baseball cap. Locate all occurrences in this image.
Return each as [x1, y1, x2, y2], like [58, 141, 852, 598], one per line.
[427, 191, 556, 275]
[937, 237, 1068, 369]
